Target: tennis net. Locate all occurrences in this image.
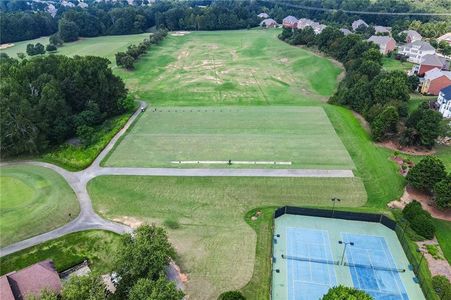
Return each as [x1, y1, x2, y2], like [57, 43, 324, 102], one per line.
[344, 262, 406, 273]
[282, 254, 339, 265]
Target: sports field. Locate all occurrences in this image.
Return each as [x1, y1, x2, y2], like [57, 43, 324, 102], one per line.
[0, 165, 79, 246]
[104, 106, 355, 169]
[118, 30, 342, 105]
[0, 33, 148, 65]
[88, 175, 366, 299]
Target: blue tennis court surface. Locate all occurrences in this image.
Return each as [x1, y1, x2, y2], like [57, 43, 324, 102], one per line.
[286, 227, 337, 300]
[342, 233, 409, 300]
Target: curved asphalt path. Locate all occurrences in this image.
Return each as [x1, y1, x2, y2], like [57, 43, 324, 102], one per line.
[0, 101, 354, 256]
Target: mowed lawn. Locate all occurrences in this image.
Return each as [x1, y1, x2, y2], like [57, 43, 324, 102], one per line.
[117, 30, 342, 105]
[0, 33, 148, 66]
[104, 106, 355, 169]
[0, 165, 79, 246]
[88, 175, 366, 300]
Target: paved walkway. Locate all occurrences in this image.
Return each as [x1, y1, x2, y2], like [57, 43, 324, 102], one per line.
[0, 101, 354, 257]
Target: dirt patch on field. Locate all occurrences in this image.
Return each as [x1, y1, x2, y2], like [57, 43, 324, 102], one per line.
[417, 239, 451, 281]
[377, 140, 436, 155]
[388, 186, 451, 221]
[280, 57, 289, 64]
[112, 216, 144, 229]
[177, 50, 190, 60]
[0, 43, 14, 50]
[230, 49, 238, 61]
[171, 31, 191, 36]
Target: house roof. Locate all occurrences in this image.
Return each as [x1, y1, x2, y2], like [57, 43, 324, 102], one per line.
[440, 85, 451, 99]
[402, 30, 422, 40]
[374, 26, 391, 34]
[402, 40, 435, 52]
[421, 54, 449, 68]
[283, 16, 298, 23]
[352, 19, 368, 30]
[340, 28, 352, 35]
[425, 68, 451, 81]
[368, 35, 395, 47]
[437, 32, 451, 43]
[1, 260, 62, 300]
[260, 18, 277, 26]
[257, 12, 269, 18]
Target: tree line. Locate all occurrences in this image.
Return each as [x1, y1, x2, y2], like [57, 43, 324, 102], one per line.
[2, 0, 449, 44]
[279, 27, 444, 148]
[115, 29, 168, 70]
[0, 54, 133, 158]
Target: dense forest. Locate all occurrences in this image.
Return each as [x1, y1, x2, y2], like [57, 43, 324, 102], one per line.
[1, 0, 450, 44]
[279, 27, 444, 147]
[0, 55, 132, 157]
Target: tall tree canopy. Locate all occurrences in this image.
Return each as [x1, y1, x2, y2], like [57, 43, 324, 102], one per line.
[0, 55, 129, 157]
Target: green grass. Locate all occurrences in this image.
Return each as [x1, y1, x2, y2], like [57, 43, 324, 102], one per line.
[0, 165, 79, 247]
[42, 113, 132, 171]
[325, 105, 405, 207]
[104, 106, 354, 169]
[0, 230, 121, 275]
[0, 34, 148, 66]
[117, 30, 342, 106]
[382, 57, 414, 72]
[432, 218, 451, 264]
[408, 94, 436, 113]
[88, 175, 366, 299]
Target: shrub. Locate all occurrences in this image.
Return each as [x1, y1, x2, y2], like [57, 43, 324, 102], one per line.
[406, 156, 446, 192]
[402, 201, 423, 223]
[410, 214, 435, 240]
[46, 44, 57, 52]
[432, 275, 451, 299]
[434, 175, 451, 210]
[321, 285, 373, 299]
[219, 291, 246, 300]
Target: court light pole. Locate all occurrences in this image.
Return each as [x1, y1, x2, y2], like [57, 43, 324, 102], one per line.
[338, 240, 354, 265]
[331, 197, 341, 217]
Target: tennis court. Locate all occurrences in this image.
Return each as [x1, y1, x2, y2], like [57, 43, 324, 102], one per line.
[272, 214, 424, 300]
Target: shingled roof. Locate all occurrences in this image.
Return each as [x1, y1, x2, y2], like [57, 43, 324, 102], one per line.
[0, 260, 62, 300]
[421, 54, 449, 69]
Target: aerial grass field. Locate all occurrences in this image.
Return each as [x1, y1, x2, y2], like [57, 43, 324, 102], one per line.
[0, 33, 148, 66]
[0, 165, 79, 246]
[117, 30, 342, 105]
[104, 106, 354, 169]
[382, 56, 414, 72]
[88, 175, 366, 299]
[0, 230, 121, 275]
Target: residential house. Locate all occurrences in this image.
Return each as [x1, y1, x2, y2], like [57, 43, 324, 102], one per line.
[418, 54, 449, 76]
[282, 16, 298, 29]
[352, 19, 368, 31]
[340, 28, 352, 36]
[312, 24, 327, 35]
[260, 18, 277, 28]
[297, 18, 316, 30]
[374, 26, 391, 35]
[401, 30, 422, 43]
[437, 85, 451, 118]
[398, 40, 436, 64]
[1, 260, 62, 300]
[437, 32, 451, 45]
[257, 12, 269, 19]
[368, 35, 396, 54]
[420, 68, 451, 95]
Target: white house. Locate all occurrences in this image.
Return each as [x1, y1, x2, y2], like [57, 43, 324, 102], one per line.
[437, 85, 451, 118]
[340, 28, 352, 36]
[401, 30, 422, 43]
[398, 41, 436, 64]
[437, 32, 451, 45]
[374, 26, 391, 35]
[257, 13, 269, 19]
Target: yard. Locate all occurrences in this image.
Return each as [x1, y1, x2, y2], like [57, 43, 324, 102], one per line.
[382, 56, 414, 72]
[0, 165, 79, 247]
[104, 106, 354, 170]
[0, 230, 121, 275]
[88, 175, 366, 300]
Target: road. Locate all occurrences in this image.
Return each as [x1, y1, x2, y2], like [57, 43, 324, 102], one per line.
[0, 101, 354, 256]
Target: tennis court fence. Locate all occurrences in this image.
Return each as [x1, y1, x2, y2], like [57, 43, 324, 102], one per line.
[273, 206, 438, 300]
